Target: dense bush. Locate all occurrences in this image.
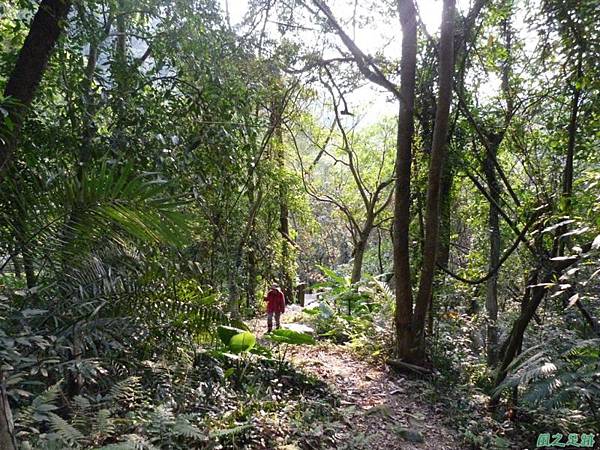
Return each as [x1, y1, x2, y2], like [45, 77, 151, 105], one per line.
[302, 267, 394, 358]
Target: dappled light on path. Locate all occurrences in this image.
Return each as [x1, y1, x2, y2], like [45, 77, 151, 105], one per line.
[288, 344, 460, 449]
[250, 299, 460, 449]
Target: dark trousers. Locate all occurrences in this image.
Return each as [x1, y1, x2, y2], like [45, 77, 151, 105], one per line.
[267, 311, 281, 330]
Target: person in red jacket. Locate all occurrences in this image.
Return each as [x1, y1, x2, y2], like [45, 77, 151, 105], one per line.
[265, 283, 285, 332]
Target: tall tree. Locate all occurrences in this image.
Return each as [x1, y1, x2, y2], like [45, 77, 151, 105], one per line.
[393, 0, 418, 361]
[485, 11, 514, 367]
[294, 111, 394, 284]
[0, 2, 71, 448]
[0, 0, 71, 177]
[411, 0, 456, 359]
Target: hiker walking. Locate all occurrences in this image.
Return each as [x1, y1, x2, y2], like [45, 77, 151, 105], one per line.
[265, 283, 285, 333]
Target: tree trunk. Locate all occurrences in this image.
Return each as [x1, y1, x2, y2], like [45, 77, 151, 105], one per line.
[246, 150, 258, 308]
[413, 0, 456, 361]
[351, 214, 374, 284]
[393, 0, 418, 362]
[484, 146, 501, 366]
[111, 0, 129, 153]
[279, 197, 294, 302]
[14, 210, 36, 290]
[493, 246, 591, 399]
[429, 159, 454, 334]
[11, 251, 22, 280]
[557, 52, 582, 256]
[246, 249, 257, 308]
[485, 13, 513, 367]
[274, 99, 294, 303]
[228, 255, 242, 318]
[351, 233, 369, 284]
[436, 164, 453, 272]
[0, 372, 17, 450]
[377, 228, 385, 275]
[0, 0, 71, 177]
[493, 270, 549, 396]
[562, 55, 582, 204]
[77, 35, 101, 175]
[351, 240, 366, 284]
[22, 252, 36, 290]
[574, 298, 600, 337]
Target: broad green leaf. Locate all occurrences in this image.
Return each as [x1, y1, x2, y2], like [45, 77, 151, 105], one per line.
[267, 329, 315, 345]
[228, 331, 256, 353]
[217, 325, 245, 346]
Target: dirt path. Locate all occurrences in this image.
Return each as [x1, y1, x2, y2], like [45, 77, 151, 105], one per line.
[287, 344, 460, 450]
[249, 304, 461, 450]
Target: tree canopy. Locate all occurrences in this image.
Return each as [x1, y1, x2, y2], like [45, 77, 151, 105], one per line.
[0, 0, 599, 448]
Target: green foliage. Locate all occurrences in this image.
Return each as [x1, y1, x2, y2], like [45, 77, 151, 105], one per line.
[217, 325, 257, 353]
[304, 268, 393, 357]
[217, 325, 246, 346]
[1, 0, 600, 447]
[497, 337, 600, 430]
[267, 328, 316, 345]
[12, 350, 338, 450]
[0, 0, 312, 445]
[228, 331, 257, 353]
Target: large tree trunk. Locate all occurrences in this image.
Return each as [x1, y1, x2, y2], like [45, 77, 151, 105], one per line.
[412, 0, 456, 361]
[0, 0, 71, 177]
[393, 0, 418, 362]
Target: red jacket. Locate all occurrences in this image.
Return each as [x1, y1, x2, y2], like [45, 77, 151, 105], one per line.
[265, 288, 285, 314]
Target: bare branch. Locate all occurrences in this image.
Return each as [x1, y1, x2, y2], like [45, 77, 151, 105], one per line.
[306, 0, 403, 101]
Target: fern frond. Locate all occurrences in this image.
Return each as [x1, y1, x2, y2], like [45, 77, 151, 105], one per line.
[499, 337, 600, 413]
[172, 414, 204, 440]
[31, 382, 61, 409]
[47, 412, 85, 446]
[96, 434, 159, 450]
[93, 408, 116, 438]
[107, 376, 142, 406]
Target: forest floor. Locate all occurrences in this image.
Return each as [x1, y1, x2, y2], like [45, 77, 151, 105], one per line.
[248, 298, 462, 450]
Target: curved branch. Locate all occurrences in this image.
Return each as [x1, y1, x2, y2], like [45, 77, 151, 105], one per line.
[285, 121, 360, 233]
[308, 0, 403, 101]
[438, 208, 543, 284]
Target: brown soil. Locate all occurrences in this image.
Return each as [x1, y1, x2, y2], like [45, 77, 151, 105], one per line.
[248, 307, 462, 449]
[287, 343, 461, 449]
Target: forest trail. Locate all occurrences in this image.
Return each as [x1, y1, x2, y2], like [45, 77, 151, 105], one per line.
[249, 299, 461, 449]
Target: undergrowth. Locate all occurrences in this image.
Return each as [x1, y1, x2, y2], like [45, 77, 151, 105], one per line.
[15, 348, 338, 449]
